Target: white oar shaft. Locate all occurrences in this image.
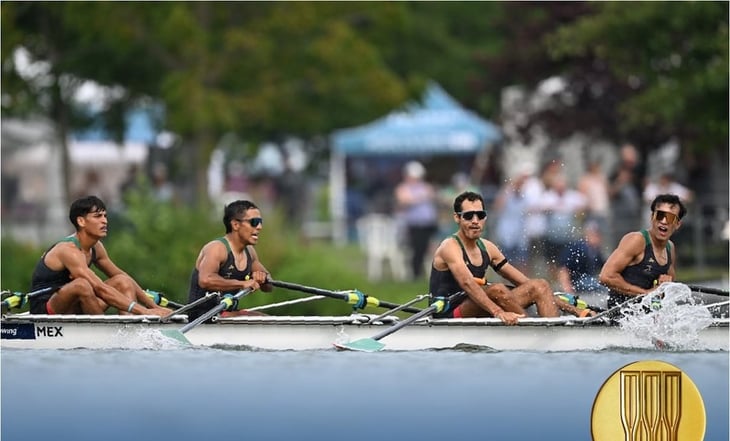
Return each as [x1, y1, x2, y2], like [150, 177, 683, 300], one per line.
[365, 294, 428, 324]
[160, 292, 219, 323]
[705, 300, 730, 309]
[247, 295, 325, 311]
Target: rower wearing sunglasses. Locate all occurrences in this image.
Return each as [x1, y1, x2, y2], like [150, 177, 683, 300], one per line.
[187, 200, 273, 321]
[429, 191, 591, 325]
[599, 194, 687, 308]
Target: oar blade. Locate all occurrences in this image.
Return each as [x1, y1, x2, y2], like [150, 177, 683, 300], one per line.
[160, 329, 192, 345]
[333, 338, 386, 352]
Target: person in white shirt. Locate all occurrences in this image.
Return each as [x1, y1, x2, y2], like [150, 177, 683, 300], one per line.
[540, 173, 588, 285]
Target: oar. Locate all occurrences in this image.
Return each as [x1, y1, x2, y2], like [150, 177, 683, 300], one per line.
[334, 292, 463, 352]
[1, 287, 54, 312]
[705, 300, 729, 310]
[554, 292, 605, 313]
[145, 290, 185, 309]
[159, 292, 220, 323]
[584, 293, 649, 324]
[161, 289, 252, 344]
[685, 284, 729, 297]
[363, 294, 429, 324]
[269, 280, 422, 314]
[247, 295, 325, 312]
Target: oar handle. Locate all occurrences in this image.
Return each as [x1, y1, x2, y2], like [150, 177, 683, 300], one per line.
[179, 289, 252, 334]
[1, 287, 54, 311]
[145, 290, 186, 309]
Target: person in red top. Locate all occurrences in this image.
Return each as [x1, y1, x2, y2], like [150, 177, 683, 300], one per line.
[29, 195, 170, 316]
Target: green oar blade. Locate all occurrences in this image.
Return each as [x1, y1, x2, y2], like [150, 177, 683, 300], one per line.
[334, 338, 385, 352]
[161, 329, 192, 345]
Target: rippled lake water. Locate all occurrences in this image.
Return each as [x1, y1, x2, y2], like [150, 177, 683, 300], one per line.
[2, 347, 727, 441]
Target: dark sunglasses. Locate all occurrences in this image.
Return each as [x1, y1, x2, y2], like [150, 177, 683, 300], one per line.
[457, 210, 487, 221]
[653, 210, 678, 225]
[235, 217, 263, 227]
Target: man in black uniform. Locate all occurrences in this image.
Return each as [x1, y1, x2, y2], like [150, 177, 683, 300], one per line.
[187, 200, 272, 320]
[429, 191, 591, 324]
[29, 195, 169, 316]
[599, 194, 686, 308]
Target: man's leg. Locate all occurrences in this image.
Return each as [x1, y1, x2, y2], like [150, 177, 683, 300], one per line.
[47, 279, 106, 314]
[105, 274, 139, 314]
[484, 284, 528, 315]
[508, 279, 560, 317]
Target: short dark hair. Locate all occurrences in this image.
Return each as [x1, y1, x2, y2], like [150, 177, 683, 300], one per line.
[650, 194, 687, 220]
[223, 200, 259, 233]
[69, 196, 107, 230]
[453, 191, 484, 213]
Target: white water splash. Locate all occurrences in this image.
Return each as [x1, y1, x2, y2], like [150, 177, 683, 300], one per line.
[103, 327, 188, 350]
[334, 325, 350, 345]
[618, 282, 715, 349]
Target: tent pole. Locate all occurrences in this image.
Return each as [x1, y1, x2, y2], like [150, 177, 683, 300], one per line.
[330, 150, 347, 246]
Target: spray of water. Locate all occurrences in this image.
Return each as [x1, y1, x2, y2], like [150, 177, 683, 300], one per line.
[105, 327, 189, 350]
[618, 282, 715, 350]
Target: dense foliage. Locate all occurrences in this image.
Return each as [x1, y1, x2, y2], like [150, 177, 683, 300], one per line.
[3, 2, 727, 204]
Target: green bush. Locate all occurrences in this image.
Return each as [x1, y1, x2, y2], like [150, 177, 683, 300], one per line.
[1, 238, 42, 293]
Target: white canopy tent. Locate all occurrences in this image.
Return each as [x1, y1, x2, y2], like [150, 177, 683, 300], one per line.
[329, 82, 502, 245]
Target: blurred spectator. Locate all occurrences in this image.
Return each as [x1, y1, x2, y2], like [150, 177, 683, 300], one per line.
[225, 160, 250, 194]
[522, 160, 559, 279]
[608, 144, 643, 247]
[151, 162, 175, 202]
[557, 221, 609, 295]
[577, 159, 610, 242]
[540, 173, 588, 285]
[394, 160, 439, 280]
[120, 164, 142, 197]
[277, 161, 307, 228]
[642, 171, 694, 228]
[75, 169, 113, 203]
[491, 165, 533, 273]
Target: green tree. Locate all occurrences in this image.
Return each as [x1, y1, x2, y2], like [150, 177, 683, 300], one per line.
[474, 2, 728, 154]
[547, 2, 728, 152]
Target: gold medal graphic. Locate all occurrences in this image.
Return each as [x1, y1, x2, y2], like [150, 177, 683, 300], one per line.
[591, 360, 706, 440]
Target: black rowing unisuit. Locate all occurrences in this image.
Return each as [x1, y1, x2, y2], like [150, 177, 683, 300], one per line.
[187, 237, 253, 321]
[428, 235, 490, 318]
[607, 230, 672, 308]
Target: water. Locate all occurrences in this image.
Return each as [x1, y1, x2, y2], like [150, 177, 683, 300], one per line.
[2, 348, 728, 441]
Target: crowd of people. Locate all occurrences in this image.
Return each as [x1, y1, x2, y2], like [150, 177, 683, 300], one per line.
[23, 139, 691, 324]
[380, 144, 695, 293]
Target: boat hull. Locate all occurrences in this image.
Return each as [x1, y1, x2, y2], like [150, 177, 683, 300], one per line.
[2, 314, 728, 351]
